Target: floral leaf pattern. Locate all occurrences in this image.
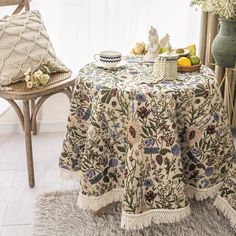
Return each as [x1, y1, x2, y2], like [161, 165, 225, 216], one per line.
[60, 56, 235, 216]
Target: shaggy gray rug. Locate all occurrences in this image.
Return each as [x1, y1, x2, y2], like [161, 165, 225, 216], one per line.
[33, 190, 235, 236]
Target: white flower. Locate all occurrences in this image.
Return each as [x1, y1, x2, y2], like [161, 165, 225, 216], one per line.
[26, 81, 33, 89]
[24, 68, 31, 76]
[25, 75, 31, 82]
[191, 0, 236, 20]
[34, 70, 43, 78]
[39, 74, 50, 85]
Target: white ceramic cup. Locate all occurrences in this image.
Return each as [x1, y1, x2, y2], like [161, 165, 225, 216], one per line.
[94, 50, 122, 67]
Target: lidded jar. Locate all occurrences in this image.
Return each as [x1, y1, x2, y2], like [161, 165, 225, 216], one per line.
[154, 42, 178, 81]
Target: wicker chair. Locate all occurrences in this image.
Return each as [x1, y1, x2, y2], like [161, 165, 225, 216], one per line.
[0, 0, 76, 187]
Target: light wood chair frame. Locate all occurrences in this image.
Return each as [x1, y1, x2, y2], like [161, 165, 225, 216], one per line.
[0, 0, 76, 187]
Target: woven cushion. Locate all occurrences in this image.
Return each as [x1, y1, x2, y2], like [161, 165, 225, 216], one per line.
[0, 10, 69, 86]
[0, 0, 20, 6]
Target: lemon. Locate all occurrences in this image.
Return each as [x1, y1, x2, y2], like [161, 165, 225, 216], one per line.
[178, 57, 192, 67]
[185, 44, 196, 56]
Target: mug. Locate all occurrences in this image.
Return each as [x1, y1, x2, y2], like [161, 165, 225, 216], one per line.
[94, 50, 122, 67]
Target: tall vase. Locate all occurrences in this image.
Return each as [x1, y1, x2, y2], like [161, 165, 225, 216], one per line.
[211, 19, 236, 68]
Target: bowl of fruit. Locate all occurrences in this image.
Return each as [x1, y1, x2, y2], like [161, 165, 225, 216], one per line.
[175, 45, 201, 72]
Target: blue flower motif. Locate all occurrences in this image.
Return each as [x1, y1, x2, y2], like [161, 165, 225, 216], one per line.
[213, 112, 220, 122]
[86, 169, 95, 178]
[82, 108, 91, 120]
[109, 131, 118, 140]
[136, 93, 147, 102]
[76, 108, 84, 118]
[144, 178, 153, 188]
[190, 147, 201, 157]
[109, 158, 118, 167]
[96, 84, 102, 91]
[202, 179, 209, 188]
[144, 138, 155, 147]
[111, 122, 120, 129]
[74, 145, 80, 155]
[144, 147, 160, 154]
[171, 144, 181, 156]
[205, 167, 214, 176]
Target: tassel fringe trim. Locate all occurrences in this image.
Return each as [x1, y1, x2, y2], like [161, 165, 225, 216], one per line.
[77, 188, 124, 212]
[77, 187, 191, 230]
[121, 204, 191, 230]
[214, 196, 236, 232]
[187, 182, 223, 201]
[59, 168, 82, 181]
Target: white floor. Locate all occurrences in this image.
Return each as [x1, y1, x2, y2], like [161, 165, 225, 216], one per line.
[0, 132, 79, 236]
[0, 131, 235, 236]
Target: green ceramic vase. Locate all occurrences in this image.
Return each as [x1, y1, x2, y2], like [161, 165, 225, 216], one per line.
[211, 19, 236, 68]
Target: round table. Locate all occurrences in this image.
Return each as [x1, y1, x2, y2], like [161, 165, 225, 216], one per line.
[60, 56, 236, 230]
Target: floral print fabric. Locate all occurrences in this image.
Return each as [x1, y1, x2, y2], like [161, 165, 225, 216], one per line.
[60, 56, 236, 229]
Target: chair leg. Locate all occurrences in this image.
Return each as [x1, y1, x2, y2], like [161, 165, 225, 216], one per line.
[31, 99, 37, 135]
[23, 100, 35, 187]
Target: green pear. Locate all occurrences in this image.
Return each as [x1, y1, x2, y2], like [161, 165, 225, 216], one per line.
[190, 56, 200, 65]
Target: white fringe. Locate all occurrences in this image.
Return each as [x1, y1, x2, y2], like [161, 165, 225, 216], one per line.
[77, 188, 124, 212]
[59, 168, 82, 181]
[187, 182, 223, 201]
[121, 204, 191, 230]
[214, 196, 236, 232]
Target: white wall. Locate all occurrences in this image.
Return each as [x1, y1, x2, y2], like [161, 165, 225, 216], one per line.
[0, 0, 201, 133]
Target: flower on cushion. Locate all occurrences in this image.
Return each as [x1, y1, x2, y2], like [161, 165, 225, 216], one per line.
[127, 121, 141, 144]
[25, 75, 31, 82]
[24, 63, 52, 89]
[38, 74, 50, 86]
[34, 70, 43, 77]
[26, 81, 33, 89]
[24, 68, 32, 76]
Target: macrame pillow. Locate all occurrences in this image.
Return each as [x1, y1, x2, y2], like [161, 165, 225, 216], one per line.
[0, 10, 69, 86]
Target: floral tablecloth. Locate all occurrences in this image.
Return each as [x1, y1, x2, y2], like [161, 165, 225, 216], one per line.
[60, 56, 236, 230]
